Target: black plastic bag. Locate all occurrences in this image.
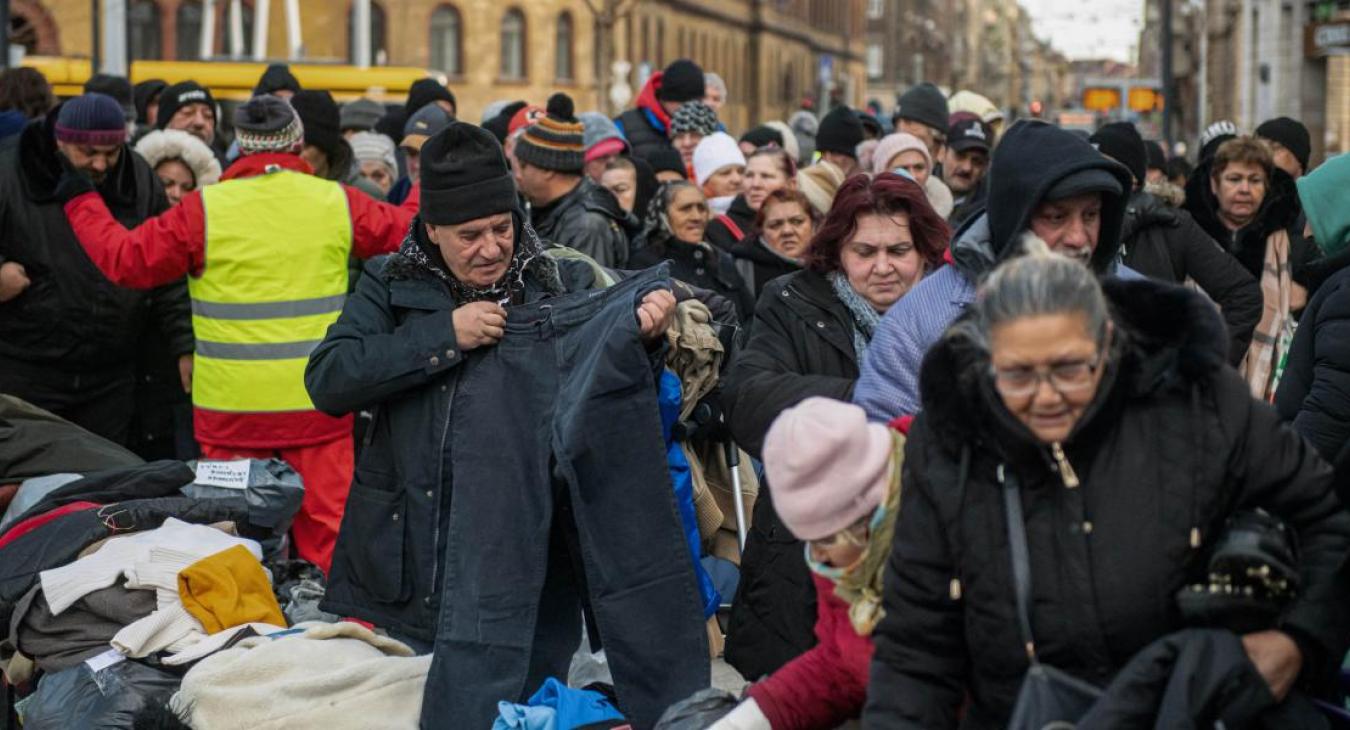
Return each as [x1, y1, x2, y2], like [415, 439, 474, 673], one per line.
[16, 656, 180, 729]
[653, 688, 738, 730]
[182, 458, 305, 535]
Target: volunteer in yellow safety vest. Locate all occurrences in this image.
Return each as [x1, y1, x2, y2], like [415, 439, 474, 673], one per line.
[56, 95, 420, 573]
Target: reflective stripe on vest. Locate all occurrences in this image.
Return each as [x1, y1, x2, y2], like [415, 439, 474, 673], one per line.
[192, 170, 352, 413]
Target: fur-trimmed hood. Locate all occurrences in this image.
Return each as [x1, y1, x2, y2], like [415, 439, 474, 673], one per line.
[1183, 157, 1303, 278]
[134, 128, 223, 187]
[917, 276, 1229, 449]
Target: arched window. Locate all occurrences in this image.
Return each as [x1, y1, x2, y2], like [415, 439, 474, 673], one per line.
[348, 2, 388, 66]
[429, 5, 462, 76]
[555, 12, 573, 81]
[500, 8, 526, 80]
[176, 1, 203, 60]
[129, 0, 162, 60]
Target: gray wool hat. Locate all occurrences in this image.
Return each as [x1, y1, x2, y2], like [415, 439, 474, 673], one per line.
[340, 99, 384, 132]
[233, 94, 303, 155]
[579, 111, 625, 151]
[895, 82, 949, 133]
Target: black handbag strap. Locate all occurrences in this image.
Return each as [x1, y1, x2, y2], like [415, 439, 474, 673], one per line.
[1000, 464, 1039, 663]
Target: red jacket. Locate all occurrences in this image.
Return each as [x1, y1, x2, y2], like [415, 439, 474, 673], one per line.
[744, 573, 874, 729]
[62, 153, 420, 448]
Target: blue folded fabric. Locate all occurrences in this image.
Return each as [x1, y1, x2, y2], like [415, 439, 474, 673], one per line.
[527, 677, 624, 729]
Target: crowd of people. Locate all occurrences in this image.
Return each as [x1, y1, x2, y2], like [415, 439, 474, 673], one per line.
[0, 52, 1348, 729]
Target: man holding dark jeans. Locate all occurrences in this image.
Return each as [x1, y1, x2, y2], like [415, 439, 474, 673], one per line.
[305, 121, 706, 729]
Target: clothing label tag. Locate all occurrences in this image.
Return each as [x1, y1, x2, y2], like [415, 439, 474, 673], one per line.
[194, 460, 252, 490]
[85, 648, 126, 673]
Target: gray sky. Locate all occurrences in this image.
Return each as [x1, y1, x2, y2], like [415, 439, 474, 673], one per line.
[1020, 0, 1144, 63]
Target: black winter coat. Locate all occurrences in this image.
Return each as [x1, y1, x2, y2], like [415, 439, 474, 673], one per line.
[0, 114, 192, 373]
[864, 277, 1350, 729]
[1277, 265, 1350, 504]
[1120, 190, 1262, 364]
[722, 269, 860, 680]
[1184, 161, 1322, 291]
[305, 222, 600, 642]
[616, 107, 674, 163]
[629, 237, 755, 326]
[531, 178, 632, 269]
[706, 195, 756, 252]
[728, 235, 803, 300]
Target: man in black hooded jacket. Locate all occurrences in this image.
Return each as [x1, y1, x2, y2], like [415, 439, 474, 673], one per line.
[854, 120, 1137, 422]
[0, 94, 192, 445]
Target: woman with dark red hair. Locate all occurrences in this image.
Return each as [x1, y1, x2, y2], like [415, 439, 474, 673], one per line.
[722, 172, 950, 681]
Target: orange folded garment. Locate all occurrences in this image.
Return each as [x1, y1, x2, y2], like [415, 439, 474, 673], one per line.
[178, 544, 286, 634]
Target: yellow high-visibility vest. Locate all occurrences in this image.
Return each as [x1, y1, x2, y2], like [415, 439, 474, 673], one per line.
[191, 169, 352, 414]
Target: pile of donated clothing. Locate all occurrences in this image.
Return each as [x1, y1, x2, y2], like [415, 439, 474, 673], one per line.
[0, 394, 429, 729]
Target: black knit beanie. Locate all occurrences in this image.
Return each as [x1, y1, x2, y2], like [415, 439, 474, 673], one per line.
[1255, 116, 1310, 172]
[156, 81, 216, 130]
[133, 79, 167, 125]
[513, 93, 586, 173]
[1090, 122, 1146, 187]
[894, 82, 949, 133]
[1145, 139, 1167, 172]
[483, 100, 528, 144]
[740, 125, 784, 150]
[254, 63, 302, 97]
[419, 122, 519, 226]
[405, 79, 457, 118]
[648, 146, 688, 178]
[657, 59, 706, 103]
[289, 90, 343, 160]
[816, 106, 865, 158]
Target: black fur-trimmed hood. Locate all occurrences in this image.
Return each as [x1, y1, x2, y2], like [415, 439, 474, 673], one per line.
[917, 276, 1230, 447]
[1183, 158, 1303, 278]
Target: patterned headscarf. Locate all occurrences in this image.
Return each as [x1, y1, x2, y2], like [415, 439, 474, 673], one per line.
[669, 101, 719, 137]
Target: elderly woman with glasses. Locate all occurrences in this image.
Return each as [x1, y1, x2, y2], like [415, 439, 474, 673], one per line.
[864, 242, 1350, 728]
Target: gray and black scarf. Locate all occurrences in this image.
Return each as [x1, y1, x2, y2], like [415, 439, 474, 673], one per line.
[829, 271, 883, 360]
[389, 215, 563, 305]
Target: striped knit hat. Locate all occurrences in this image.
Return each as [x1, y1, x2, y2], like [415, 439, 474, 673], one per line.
[55, 93, 128, 146]
[513, 93, 585, 173]
[233, 94, 304, 156]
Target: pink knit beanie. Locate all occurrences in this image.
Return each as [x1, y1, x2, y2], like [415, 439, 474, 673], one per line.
[763, 397, 893, 541]
[871, 132, 932, 177]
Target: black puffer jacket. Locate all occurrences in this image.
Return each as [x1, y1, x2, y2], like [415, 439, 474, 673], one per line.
[629, 237, 755, 326]
[306, 218, 600, 642]
[1120, 189, 1262, 364]
[1277, 265, 1350, 504]
[0, 112, 192, 372]
[728, 235, 802, 300]
[864, 277, 1350, 729]
[532, 178, 633, 269]
[722, 269, 860, 680]
[1183, 161, 1321, 291]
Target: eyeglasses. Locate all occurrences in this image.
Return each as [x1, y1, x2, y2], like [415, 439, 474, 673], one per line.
[989, 349, 1107, 398]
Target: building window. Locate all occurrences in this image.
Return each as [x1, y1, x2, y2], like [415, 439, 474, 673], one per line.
[429, 5, 462, 75]
[176, 1, 203, 60]
[867, 0, 884, 19]
[555, 11, 574, 81]
[129, 1, 162, 60]
[500, 8, 526, 79]
[214, 1, 255, 57]
[348, 2, 388, 66]
[866, 42, 884, 80]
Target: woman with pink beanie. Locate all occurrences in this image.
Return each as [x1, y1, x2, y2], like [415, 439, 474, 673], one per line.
[872, 131, 953, 218]
[712, 396, 905, 730]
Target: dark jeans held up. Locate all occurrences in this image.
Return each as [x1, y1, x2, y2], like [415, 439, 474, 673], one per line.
[420, 264, 710, 730]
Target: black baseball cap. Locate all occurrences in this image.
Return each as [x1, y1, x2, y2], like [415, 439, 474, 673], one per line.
[949, 117, 992, 153]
